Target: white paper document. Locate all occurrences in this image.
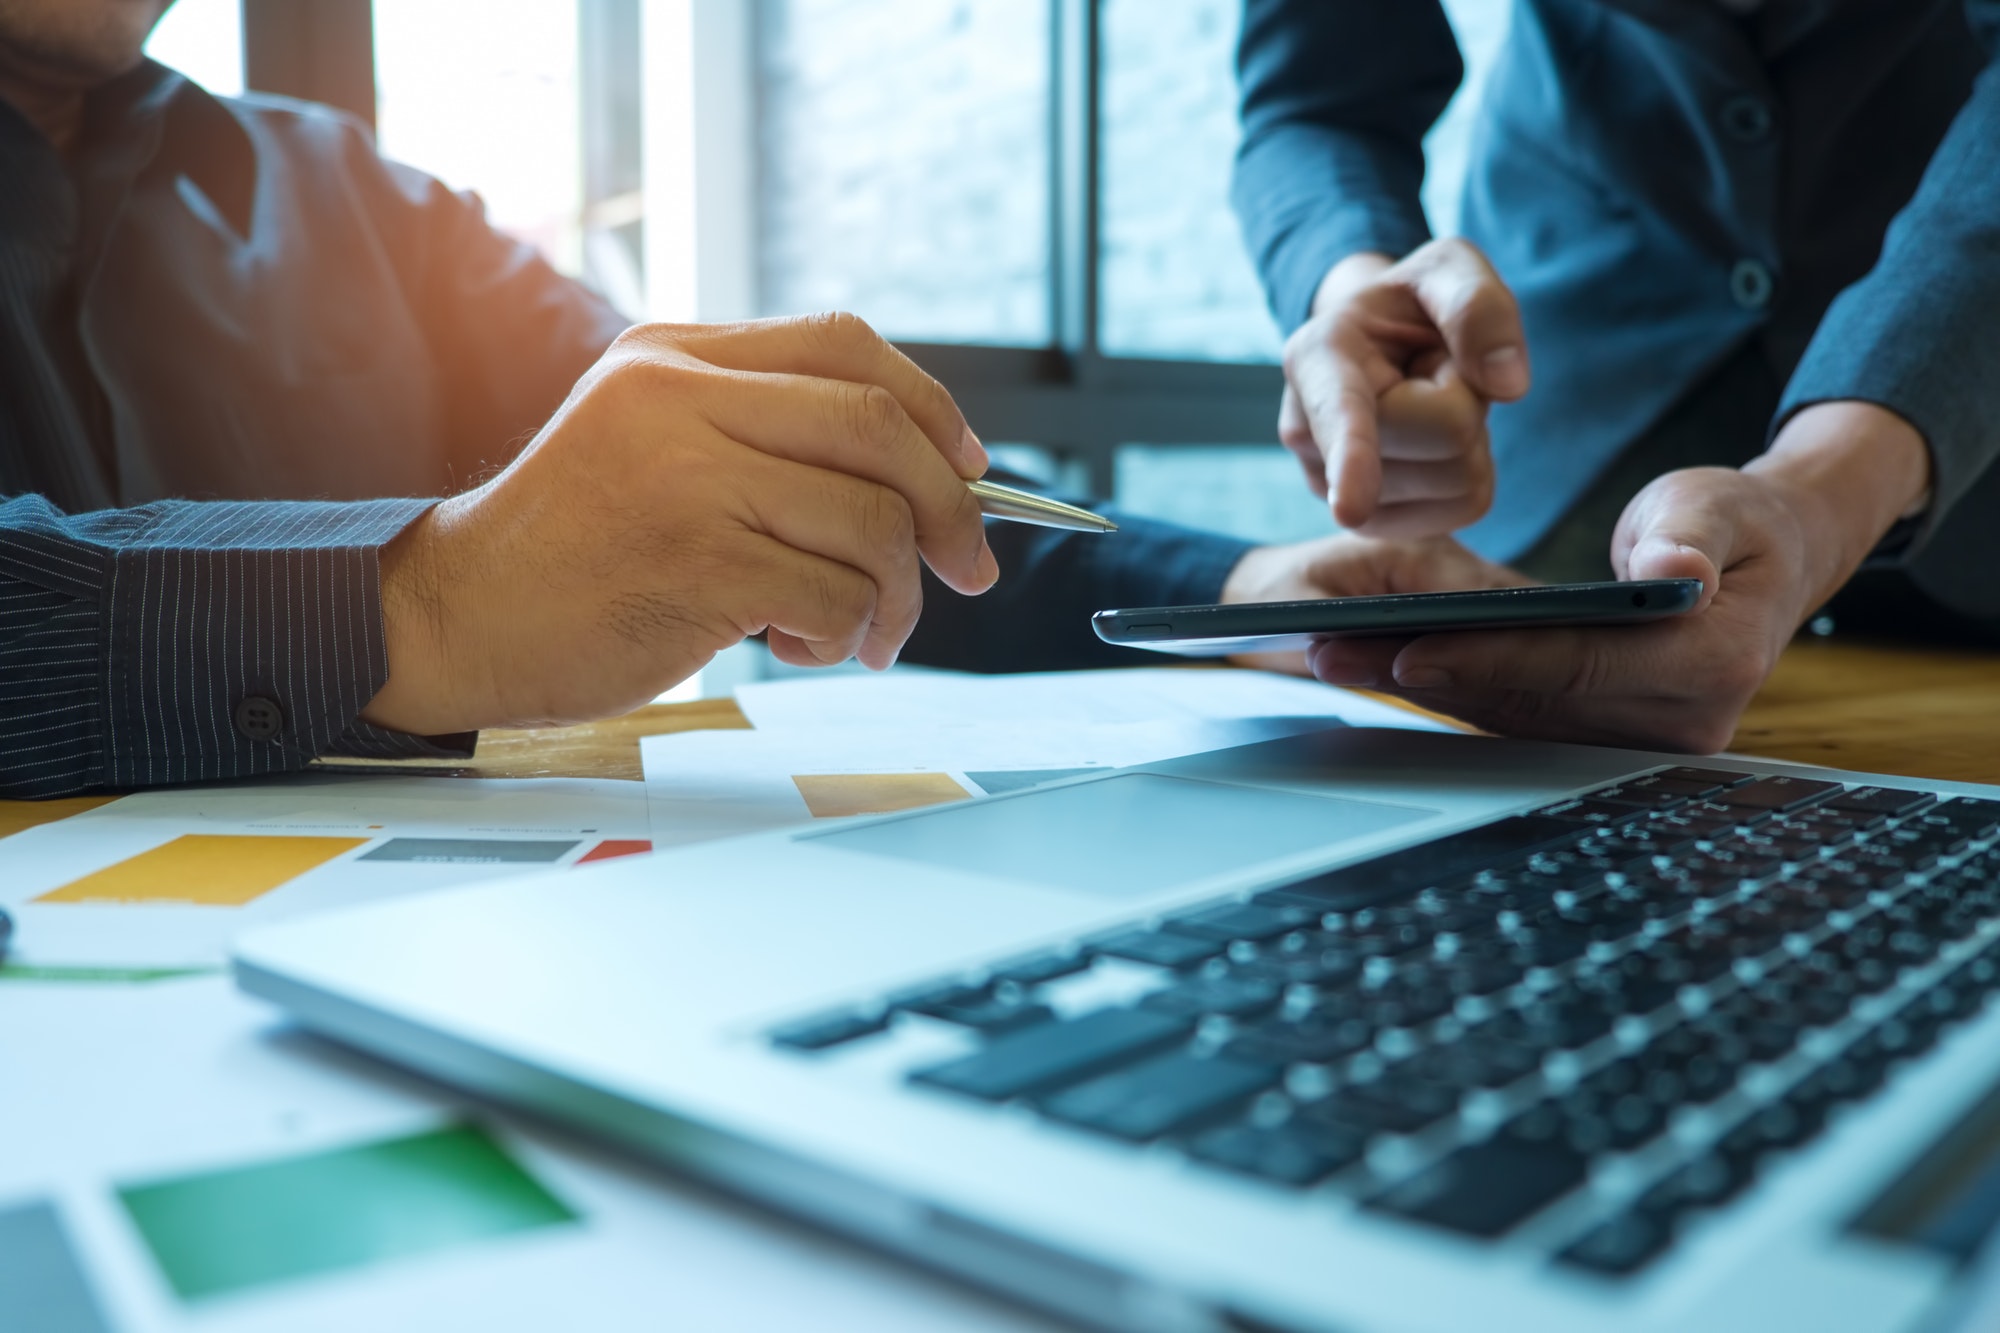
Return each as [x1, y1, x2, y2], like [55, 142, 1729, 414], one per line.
[734, 664, 1451, 733]
[0, 976, 1060, 1333]
[0, 773, 650, 970]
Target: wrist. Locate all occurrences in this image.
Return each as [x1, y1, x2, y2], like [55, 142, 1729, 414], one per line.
[1745, 400, 1932, 605]
[1311, 251, 1395, 319]
[358, 504, 461, 735]
[1220, 543, 1290, 606]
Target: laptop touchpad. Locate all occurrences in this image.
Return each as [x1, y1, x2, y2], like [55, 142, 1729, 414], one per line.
[808, 773, 1435, 899]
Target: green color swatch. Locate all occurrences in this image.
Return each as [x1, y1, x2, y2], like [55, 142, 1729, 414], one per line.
[0, 964, 217, 984]
[119, 1122, 576, 1301]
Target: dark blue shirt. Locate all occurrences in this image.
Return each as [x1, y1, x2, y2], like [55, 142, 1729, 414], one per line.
[0, 64, 1248, 798]
[1233, 0, 2000, 608]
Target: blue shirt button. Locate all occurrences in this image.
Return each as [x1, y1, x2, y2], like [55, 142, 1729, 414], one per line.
[1722, 95, 1774, 143]
[1731, 259, 1774, 310]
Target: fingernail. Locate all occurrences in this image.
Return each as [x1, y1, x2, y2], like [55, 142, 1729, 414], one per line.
[1397, 665, 1451, 689]
[959, 426, 989, 475]
[976, 543, 999, 588]
[1482, 346, 1528, 396]
[1631, 535, 1694, 574]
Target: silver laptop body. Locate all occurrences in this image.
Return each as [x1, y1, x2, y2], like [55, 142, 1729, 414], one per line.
[234, 728, 2000, 1333]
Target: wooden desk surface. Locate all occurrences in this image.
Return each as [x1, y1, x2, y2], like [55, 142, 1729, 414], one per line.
[305, 636, 2000, 789]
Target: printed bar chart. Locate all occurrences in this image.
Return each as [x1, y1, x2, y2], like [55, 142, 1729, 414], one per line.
[790, 772, 971, 818]
[119, 1123, 577, 1301]
[35, 835, 368, 906]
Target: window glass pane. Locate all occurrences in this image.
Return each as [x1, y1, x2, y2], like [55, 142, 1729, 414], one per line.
[1097, 0, 1275, 363]
[755, 0, 1051, 345]
[1097, 0, 1511, 363]
[373, 0, 585, 277]
[144, 0, 243, 97]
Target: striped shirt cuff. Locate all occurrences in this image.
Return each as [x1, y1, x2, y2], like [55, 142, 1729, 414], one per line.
[0, 494, 454, 795]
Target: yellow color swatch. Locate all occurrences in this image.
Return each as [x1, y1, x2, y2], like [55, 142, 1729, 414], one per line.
[36, 834, 369, 907]
[791, 772, 971, 819]
[0, 795, 120, 843]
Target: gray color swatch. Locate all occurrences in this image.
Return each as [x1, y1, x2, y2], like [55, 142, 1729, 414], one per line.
[358, 838, 580, 865]
[0, 1200, 113, 1333]
[963, 768, 1108, 796]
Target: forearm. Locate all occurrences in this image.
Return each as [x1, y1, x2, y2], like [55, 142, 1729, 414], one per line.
[1745, 401, 1932, 613]
[1232, 0, 1461, 331]
[1776, 43, 2000, 581]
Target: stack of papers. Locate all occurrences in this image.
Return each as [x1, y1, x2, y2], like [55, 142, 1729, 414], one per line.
[1, 664, 1434, 1331]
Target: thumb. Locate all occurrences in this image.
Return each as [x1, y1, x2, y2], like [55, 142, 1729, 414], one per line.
[1613, 475, 1742, 611]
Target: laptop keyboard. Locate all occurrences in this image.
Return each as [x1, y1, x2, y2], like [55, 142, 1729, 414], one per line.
[768, 767, 2000, 1277]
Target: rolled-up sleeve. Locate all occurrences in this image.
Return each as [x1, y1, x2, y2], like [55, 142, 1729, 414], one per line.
[0, 494, 470, 798]
[1232, 0, 1462, 332]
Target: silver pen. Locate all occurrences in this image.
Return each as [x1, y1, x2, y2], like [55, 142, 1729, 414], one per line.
[968, 479, 1118, 533]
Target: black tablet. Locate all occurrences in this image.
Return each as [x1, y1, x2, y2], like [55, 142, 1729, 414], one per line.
[1091, 579, 1704, 657]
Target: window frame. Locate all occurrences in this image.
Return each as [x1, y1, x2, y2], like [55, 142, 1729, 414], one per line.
[243, 0, 1285, 497]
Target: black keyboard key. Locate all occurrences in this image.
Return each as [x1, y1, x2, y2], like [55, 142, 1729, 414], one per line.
[1718, 775, 1842, 813]
[1799, 807, 1887, 834]
[1187, 1120, 1365, 1187]
[1827, 786, 1935, 818]
[1640, 1028, 1738, 1103]
[1719, 1099, 1821, 1168]
[922, 997, 1057, 1034]
[892, 979, 988, 1013]
[1225, 1014, 1375, 1066]
[1227, 947, 1362, 989]
[1505, 926, 1591, 969]
[1093, 930, 1220, 969]
[912, 1008, 1192, 1101]
[1786, 1056, 1882, 1119]
[1271, 816, 1586, 909]
[1166, 902, 1308, 943]
[1303, 1076, 1460, 1137]
[1041, 1052, 1278, 1141]
[1659, 767, 1753, 789]
[1560, 1211, 1674, 1276]
[1540, 798, 1653, 825]
[989, 951, 1090, 987]
[1141, 974, 1284, 1019]
[1360, 976, 1458, 1029]
[1554, 1066, 1669, 1154]
[771, 1008, 889, 1051]
[1935, 797, 2000, 836]
[1487, 994, 1617, 1051]
[1586, 778, 1706, 809]
[1441, 950, 1528, 997]
[1401, 1038, 1544, 1091]
[1370, 1137, 1587, 1238]
[1643, 1152, 1752, 1218]
[1679, 799, 1773, 829]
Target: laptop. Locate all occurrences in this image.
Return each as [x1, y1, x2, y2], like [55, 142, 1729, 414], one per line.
[234, 725, 2000, 1332]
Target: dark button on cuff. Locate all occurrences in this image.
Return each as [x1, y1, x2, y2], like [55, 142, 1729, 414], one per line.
[234, 695, 285, 741]
[1730, 259, 1774, 311]
[1721, 95, 1773, 143]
